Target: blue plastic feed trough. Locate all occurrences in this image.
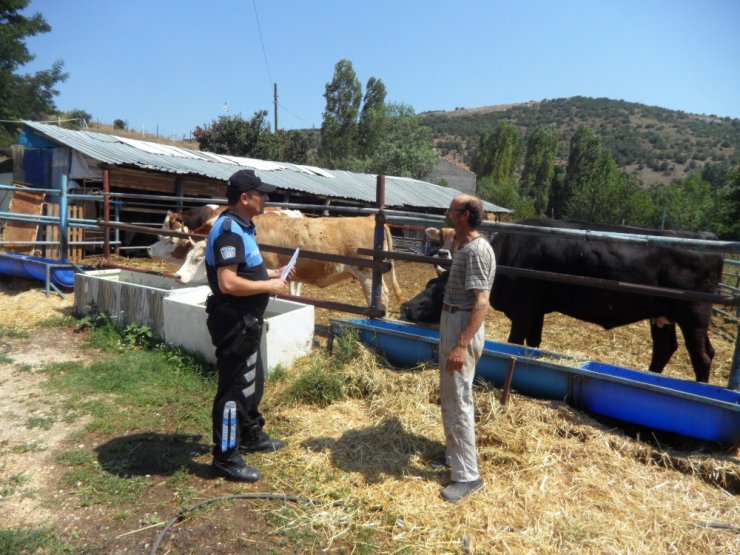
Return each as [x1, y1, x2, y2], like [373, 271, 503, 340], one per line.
[331, 318, 740, 444]
[573, 361, 740, 444]
[0, 253, 76, 288]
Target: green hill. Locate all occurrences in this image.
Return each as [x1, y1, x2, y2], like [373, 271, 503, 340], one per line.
[420, 96, 740, 186]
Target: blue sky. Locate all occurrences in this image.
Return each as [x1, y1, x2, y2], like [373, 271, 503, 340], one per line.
[23, 0, 740, 139]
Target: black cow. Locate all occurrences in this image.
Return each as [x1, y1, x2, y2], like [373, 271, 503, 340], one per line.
[399, 220, 723, 382]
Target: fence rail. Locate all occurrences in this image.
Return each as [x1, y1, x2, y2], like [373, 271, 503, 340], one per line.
[0, 176, 738, 388]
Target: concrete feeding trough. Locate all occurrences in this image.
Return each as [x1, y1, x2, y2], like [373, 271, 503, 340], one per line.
[74, 269, 208, 338]
[162, 288, 314, 373]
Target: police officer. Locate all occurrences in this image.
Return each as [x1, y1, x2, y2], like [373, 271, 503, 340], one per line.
[206, 169, 294, 482]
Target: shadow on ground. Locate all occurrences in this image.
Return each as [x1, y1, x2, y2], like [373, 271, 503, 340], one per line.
[95, 432, 211, 478]
[302, 415, 445, 483]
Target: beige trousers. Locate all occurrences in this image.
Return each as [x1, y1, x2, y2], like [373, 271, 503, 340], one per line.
[439, 310, 484, 482]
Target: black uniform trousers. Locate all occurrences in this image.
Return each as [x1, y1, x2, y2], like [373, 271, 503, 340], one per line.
[207, 301, 265, 461]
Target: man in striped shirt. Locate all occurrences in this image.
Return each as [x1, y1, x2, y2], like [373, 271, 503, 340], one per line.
[438, 194, 496, 503]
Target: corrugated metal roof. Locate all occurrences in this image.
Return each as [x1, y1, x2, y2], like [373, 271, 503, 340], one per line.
[22, 121, 510, 213]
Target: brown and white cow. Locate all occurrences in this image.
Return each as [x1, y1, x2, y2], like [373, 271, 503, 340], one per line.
[172, 214, 404, 309]
[161, 204, 227, 238]
[148, 207, 301, 263]
[148, 208, 304, 293]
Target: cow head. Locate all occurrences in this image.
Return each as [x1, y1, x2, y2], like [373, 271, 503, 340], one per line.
[148, 220, 214, 264]
[173, 240, 208, 284]
[424, 227, 459, 275]
[424, 227, 458, 257]
[399, 271, 449, 324]
[159, 210, 186, 240]
[147, 228, 189, 262]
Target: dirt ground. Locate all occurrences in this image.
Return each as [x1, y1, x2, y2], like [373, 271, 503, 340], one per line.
[0, 260, 738, 552]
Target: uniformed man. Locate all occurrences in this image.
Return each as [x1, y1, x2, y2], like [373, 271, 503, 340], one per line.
[205, 169, 294, 482]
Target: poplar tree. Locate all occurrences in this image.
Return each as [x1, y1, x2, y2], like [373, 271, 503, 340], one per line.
[318, 59, 362, 167]
[471, 121, 521, 182]
[357, 77, 387, 157]
[551, 126, 601, 218]
[520, 126, 558, 216]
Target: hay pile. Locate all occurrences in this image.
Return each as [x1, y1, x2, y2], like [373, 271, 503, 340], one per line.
[261, 343, 739, 553]
[0, 275, 76, 330]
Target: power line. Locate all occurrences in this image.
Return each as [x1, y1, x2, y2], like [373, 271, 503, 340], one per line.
[277, 102, 314, 127]
[252, 0, 272, 85]
[251, 1, 313, 129]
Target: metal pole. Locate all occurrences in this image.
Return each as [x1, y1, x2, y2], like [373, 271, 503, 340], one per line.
[274, 83, 278, 132]
[59, 174, 69, 261]
[175, 177, 183, 213]
[500, 357, 517, 405]
[371, 176, 386, 316]
[103, 169, 110, 259]
[114, 201, 121, 255]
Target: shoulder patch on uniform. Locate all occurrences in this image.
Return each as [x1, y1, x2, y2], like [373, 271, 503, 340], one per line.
[220, 246, 236, 259]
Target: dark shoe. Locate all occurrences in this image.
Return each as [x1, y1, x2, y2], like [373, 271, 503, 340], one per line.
[441, 479, 484, 503]
[429, 454, 451, 469]
[239, 431, 285, 454]
[211, 456, 260, 483]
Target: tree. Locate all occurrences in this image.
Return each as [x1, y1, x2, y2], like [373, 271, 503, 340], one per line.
[318, 59, 361, 167]
[357, 77, 387, 157]
[520, 126, 558, 215]
[471, 121, 522, 182]
[565, 154, 652, 225]
[477, 175, 535, 219]
[718, 165, 740, 239]
[0, 0, 68, 145]
[274, 129, 313, 165]
[193, 111, 272, 157]
[363, 103, 436, 179]
[64, 109, 91, 129]
[551, 126, 601, 218]
[650, 172, 717, 232]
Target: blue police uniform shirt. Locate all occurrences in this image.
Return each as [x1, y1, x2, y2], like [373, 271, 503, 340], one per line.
[205, 209, 270, 315]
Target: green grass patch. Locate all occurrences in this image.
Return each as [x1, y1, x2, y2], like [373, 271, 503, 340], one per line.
[27, 416, 54, 430]
[11, 441, 46, 454]
[267, 363, 288, 382]
[282, 331, 382, 406]
[333, 327, 361, 366]
[286, 355, 346, 406]
[0, 472, 31, 497]
[60, 465, 147, 507]
[42, 343, 214, 436]
[23, 316, 218, 506]
[56, 448, 96, 467]
[0, 527, 71, 554]
[36, 315, 76, 329]
[0, 325, 29, 339]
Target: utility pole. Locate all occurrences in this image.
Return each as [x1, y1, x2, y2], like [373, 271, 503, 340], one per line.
[273, 83, 278, 132]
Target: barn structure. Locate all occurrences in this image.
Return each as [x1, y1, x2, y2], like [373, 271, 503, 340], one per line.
[3, 121, 508, 258]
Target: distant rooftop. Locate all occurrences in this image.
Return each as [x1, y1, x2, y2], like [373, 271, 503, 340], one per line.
[21, 121, 510, 214]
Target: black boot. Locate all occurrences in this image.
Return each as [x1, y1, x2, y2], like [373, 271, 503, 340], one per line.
[240, 430, 285, 453]
[211, 454, 260, 482]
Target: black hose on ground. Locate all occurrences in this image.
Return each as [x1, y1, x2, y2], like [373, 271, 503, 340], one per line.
[150, 493, 344, 555]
